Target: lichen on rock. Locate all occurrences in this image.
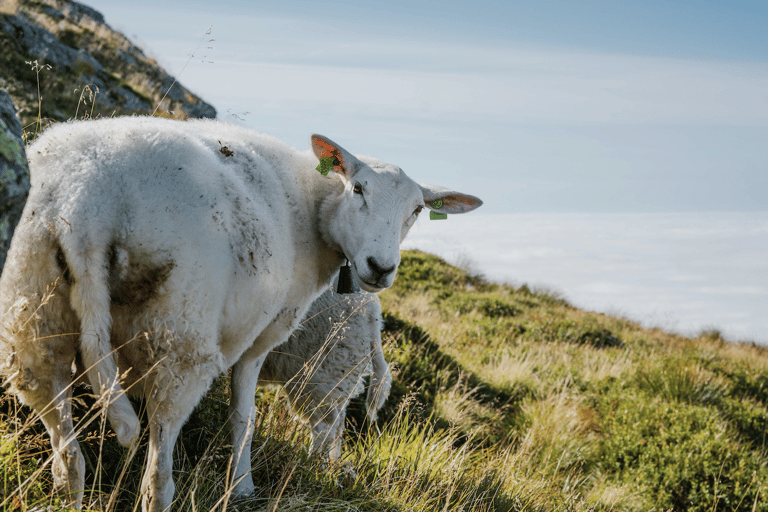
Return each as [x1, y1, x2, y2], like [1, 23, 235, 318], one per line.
[0, 89, 30, 272]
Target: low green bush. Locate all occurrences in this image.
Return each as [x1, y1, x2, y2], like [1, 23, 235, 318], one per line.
[595, 388, 767, 511]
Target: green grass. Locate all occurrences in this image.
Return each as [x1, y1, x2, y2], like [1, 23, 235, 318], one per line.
[3, 249, 768, 511]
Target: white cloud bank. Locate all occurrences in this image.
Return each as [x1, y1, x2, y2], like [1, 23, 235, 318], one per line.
[402, 211, 768, 344]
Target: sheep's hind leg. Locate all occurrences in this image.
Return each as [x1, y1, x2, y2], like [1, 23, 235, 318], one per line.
[29, 367, 86, 509]
[140, 375, 213, 512]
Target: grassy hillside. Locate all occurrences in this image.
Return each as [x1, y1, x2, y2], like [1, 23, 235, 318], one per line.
[1, 249, 766, 511]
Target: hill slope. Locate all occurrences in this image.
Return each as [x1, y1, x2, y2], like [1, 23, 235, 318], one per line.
[1, 0, 216, 138]
[2, 250, 766, 511]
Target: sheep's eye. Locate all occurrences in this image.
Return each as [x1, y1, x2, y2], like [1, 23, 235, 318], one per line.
[414, 205, 424, 216]
[353, 182, 363, 194]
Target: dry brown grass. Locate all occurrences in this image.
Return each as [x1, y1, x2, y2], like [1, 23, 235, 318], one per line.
[0, 0, 21, 15]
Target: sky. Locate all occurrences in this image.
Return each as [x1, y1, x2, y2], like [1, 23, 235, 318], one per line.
[80, 0, 768, 342]
[84, 0, 768, 214]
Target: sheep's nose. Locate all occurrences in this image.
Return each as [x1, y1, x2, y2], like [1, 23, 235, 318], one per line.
[367, 257, 396, 281]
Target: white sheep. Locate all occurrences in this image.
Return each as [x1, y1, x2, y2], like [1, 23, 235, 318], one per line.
[0, 116, 481, 511]
[259, 287, 390, 461]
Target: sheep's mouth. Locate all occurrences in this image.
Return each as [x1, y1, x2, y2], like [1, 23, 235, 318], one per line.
[352, 264, 386, 293]
[357, 278, 385, 293]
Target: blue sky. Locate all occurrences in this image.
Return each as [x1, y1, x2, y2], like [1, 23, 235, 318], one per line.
[85, 0, 768, 214]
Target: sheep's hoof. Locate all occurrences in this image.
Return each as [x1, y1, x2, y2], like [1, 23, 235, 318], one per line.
[323, 460, 356, 489]
[338, 462, 357, 482]
[113, 410, 141, 447]
[228, 488, 258, 510]
[230, 478, 256, 501]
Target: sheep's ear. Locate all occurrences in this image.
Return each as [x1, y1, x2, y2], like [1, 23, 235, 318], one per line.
[419, 184, 483, 214]
[311, 134, 357, 179]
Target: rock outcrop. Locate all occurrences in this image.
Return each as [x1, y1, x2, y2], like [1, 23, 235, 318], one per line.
[1, 0, 216, 137]
[0, 90, 30, 271]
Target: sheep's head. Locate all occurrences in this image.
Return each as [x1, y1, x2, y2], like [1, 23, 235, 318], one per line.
[312, 134, 482, 293]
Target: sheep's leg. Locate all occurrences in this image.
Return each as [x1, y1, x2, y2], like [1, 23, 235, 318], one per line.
[141, 378, 211, 512]
[40, 388, 86, 508]
[228, 352, 266, 498]
[25, 363, 86, 509]
[309, 404, 345, 461]
[141, 416, 182, 512]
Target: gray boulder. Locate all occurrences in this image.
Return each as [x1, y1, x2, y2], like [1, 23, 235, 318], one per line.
[0, 90, 30, 272]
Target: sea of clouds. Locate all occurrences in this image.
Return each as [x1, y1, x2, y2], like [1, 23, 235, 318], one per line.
[402, 211, 768, 345]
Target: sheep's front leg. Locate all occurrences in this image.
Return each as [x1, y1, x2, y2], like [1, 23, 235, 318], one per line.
[228, 351, 266, 498]
[309, 404, 345, 461]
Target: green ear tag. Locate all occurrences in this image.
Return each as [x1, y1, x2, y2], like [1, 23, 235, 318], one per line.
[315, 156, 336, 176]
[430, 198, 446, 219]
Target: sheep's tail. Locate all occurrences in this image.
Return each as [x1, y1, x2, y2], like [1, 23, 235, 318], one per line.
[65, 241, 140, 447]
[366, 307, 391, 422]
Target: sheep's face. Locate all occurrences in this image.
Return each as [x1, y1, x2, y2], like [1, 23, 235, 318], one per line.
[312, 135, 483, 293]
[331, 160, 423, 292]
